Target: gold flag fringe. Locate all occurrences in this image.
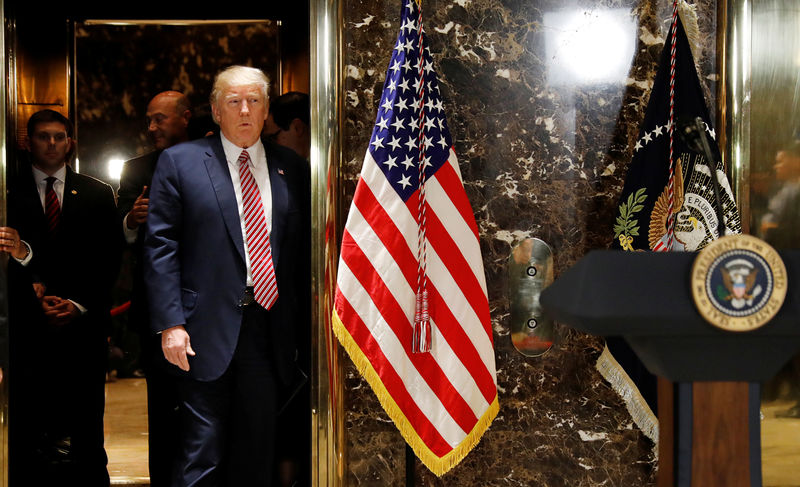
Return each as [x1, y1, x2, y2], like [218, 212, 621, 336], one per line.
[332, 308, 499, 476]
[596, 345, 659, 446]
[677, 0, 702, 70]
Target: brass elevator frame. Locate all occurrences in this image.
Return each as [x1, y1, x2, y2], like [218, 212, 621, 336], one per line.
[718, 0, 752, 232]
[309, 0, 346, 485]
[1, 2, 9, 485]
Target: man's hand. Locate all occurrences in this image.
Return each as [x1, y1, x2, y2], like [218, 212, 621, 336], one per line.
[161, 325, 195, 371]
[0, 227, 28, 260]
[41, 296, 80, 326]
[32, 282, 46, 299]
[126, 186, 149, 230]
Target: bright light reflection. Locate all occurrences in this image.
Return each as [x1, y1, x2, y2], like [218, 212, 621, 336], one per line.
[545, 9, 636, 86]
[108, 158, 124, 180]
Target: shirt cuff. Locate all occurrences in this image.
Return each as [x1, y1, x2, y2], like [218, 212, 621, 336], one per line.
[123, 213, 139, 244]
[13, 241, 33, 266]
[68, 299, 88, 315]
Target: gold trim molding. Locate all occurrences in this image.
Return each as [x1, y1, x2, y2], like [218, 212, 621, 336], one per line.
[1, 5, 11, 486]
[718, 0, 752, 233]
[309, 0, 345, 485]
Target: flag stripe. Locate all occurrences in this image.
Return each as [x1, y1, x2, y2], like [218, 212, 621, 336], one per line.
[361, 158, 496, 368]
[337, 257, 475, 448]
[342, 206, 494, 415]
[351, 175, 418, 285]
[335, 290, 454, 456]
[433, 151, 480, 239]
[422, 244, 496, 382]
[340, 228, 483, 435]
[406, 161, 486, 294]
[350, 169, 497, 394]
[415, 202, 491, 338]
[361, 157, 420, 255]
[425, 282, 497, 404]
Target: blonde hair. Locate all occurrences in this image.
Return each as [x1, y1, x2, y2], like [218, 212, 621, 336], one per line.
[210, 65, 270, 121]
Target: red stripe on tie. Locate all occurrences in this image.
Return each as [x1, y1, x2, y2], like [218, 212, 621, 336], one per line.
[238, 149, 278, 309]
[44, 177, 60, 235]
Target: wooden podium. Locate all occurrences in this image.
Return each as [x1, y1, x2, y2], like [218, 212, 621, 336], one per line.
[541, 250, 800, 487]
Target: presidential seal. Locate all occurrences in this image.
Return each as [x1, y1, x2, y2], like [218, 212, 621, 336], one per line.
[691, 234, 787, 331]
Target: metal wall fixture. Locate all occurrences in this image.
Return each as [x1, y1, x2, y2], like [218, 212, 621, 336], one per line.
[508, 238, 555, 357]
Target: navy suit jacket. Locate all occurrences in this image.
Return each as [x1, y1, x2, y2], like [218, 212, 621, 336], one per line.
[117, 150, 161, 334]
[8, 164, 121, 339]
[144, 134, 308, 383]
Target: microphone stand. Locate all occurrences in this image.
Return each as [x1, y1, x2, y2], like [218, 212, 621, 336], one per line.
[683, 116, 728, 238]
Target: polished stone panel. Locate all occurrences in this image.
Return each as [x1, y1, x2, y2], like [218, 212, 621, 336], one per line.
[341, 0, 718, 484]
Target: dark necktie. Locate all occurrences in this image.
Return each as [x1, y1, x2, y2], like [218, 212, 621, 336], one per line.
[45, 176, 61, 235]
[238, 149, 278, 309]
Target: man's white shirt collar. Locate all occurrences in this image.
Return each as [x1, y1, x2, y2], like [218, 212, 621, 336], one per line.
[32, 164, 67, 185]
[220, 133, 265, 168]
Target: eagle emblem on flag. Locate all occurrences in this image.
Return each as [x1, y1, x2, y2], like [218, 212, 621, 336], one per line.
[600, 0, 742, 443]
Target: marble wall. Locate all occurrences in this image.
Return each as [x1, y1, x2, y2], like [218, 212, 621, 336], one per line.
[341, 0, 718, 484]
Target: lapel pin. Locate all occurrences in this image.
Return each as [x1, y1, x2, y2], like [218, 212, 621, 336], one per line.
[71, 190, 77, 195]
[278, 168, 285, 175]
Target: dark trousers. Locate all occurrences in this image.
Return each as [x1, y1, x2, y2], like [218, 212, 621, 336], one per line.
[14, 319, 110, 486]
[174, 305, 277, 487]
[140, 332, 181, 487]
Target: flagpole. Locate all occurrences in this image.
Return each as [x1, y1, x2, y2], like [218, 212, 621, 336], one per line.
[405, 444, 416, 486]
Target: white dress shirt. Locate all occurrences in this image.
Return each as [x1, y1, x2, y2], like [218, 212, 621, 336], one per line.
[220, 133, 273, 287]
[123, 214, 139, 244]
[32, 164, 67, 207]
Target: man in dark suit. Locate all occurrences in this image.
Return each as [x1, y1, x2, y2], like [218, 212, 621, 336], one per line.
[117, 90, 191, 486]
[264, 91, 310, 160]
[4, 109, 121, 485]
[0, 199, 49, 487]
[145, 65, 308, 486]
[264, 90, 312, 487]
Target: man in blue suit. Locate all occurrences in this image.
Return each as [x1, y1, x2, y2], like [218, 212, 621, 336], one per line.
[144, 65, 308, 486]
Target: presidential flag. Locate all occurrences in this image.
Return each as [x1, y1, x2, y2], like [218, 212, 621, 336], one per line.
[600, 0, 742, 441]
[332, 0, 498, 476]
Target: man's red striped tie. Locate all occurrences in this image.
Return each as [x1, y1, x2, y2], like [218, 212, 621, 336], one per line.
[45, 176, 60, 235]
[238, 149, 278, 309]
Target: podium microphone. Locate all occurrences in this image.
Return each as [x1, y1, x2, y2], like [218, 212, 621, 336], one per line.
[676, 116, 727, 238]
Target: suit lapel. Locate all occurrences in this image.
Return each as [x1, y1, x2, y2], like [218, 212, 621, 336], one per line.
[22, 167, 46, 219]
[11, 166, 47, 243]
[203, 136, 247, 264]
[266, 144, 289, 271]
[61, 167, 80, 226]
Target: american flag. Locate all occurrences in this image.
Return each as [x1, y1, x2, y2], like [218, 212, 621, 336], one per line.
[332, 0, 498, 475]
